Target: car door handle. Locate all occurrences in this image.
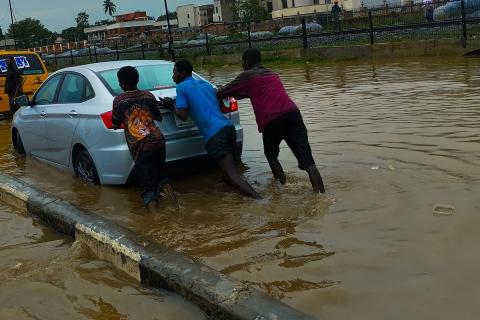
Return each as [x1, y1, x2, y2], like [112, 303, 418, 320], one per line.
[68, 110, 78, 117]
[40, 111, 46, 117]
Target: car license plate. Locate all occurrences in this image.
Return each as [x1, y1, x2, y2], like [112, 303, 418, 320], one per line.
[174, 114, 193, 127]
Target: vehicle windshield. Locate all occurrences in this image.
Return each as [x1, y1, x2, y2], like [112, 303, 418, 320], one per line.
[98, 64, 177, 96]
[0, 53, 45, 76]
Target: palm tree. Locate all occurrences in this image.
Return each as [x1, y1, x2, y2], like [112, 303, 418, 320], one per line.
[75, 12, 90, 28]
[103, 0, 117, 17]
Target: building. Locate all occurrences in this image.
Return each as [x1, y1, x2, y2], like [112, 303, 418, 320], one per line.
[271, 0, 334, 18]
[177, 4, 197, 28]
[176, 4, 214, 28]
[84, 11, 157, 43]
[213, 0, 236, 22]
[154, 19, 179, 30]
[0, 39, 16, 50]
[196, 4, 215, 25]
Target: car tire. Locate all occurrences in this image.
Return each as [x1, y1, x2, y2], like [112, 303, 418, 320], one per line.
[74, 150, 100, 185]
[15, 131, 26, 155]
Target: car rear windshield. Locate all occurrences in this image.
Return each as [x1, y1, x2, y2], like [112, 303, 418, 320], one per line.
[98, 64, 177, 96]
[0, 53, 45, 76]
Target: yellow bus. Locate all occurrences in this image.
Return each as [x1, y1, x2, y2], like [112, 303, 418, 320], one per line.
[0, 51, 49, 119]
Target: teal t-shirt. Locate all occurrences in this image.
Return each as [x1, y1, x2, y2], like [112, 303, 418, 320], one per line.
[175, 76, 232, 142]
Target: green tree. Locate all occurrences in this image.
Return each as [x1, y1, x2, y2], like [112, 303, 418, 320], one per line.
[94, 19, 115, 26]
[103, 0, 117, 16]
[232, 0, 268, 24]
[157, 12, 177, 21]
[76, 12, 90, 28]
[0, 26, 3, 40]
[7, 18, 55, 48]
[62, 27, 86, 42]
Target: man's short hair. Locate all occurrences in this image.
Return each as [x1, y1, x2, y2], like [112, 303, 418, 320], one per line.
[242, 48, 262, 65]
[117, 66, 139, 87]
[174, 59, 193, 76]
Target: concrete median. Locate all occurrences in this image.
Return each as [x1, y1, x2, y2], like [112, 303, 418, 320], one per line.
[0, 173, 317, 320]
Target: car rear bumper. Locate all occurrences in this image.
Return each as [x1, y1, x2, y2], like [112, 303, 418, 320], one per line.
[92, 125, 244, 185]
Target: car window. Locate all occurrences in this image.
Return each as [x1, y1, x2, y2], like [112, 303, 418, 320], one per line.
[85, 82, 94, 99]
[98, 64, 178, 96]
[57, 74, 88, 104]
[0, 53, 45, 76]
[34, 74, 63, 105]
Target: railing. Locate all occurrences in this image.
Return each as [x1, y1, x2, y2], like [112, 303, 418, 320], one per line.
[41, 0, 480, 68]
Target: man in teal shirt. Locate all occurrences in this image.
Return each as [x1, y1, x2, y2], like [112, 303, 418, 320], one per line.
[165, 59, 261, 199]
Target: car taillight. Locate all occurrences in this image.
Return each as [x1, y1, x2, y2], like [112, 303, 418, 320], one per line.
[221, 97, 239, 114]
[100, 111, 124, 129]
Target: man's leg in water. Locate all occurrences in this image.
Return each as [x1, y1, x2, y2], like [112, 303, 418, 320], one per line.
[284, 110, 326, 193]
[136, 149, 160, 208]
[262, 119, 287, 184]
[218, 153, 262, 199]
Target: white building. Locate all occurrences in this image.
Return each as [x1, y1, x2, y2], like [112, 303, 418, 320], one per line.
[177, 4, 197, 28]
[176, 3, 214, 28]
[271, 0, 404, 18]
[154, 19, 179, 30]
[213, 0, 235, 22]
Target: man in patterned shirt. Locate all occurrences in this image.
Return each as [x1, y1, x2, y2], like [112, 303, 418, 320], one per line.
[112, 66, 176, 209]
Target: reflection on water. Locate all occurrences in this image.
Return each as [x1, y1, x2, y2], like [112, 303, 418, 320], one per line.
[0, 204, 204, 319]
[1, 56, 479, 319]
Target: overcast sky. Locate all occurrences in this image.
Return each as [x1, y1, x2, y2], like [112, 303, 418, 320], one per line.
[0, 0, 208, 33]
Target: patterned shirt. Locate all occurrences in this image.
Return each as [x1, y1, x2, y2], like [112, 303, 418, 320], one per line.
[112, 90, 165, 160]
[217, 65, 298, 132]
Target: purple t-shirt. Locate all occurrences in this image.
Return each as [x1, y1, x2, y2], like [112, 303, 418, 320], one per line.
[217, 65, 298, 132]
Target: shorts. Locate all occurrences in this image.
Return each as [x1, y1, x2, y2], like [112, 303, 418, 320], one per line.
[262, 109, 315, 170]
[205, 125, 238, 161]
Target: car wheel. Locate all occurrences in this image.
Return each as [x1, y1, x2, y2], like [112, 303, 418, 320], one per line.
[74, 150, 100, 185]
[15, 131, 26, 155]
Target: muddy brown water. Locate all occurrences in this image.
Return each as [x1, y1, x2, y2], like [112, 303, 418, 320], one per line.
[0, 203, 205, 319]
[1, 56, 479, 319]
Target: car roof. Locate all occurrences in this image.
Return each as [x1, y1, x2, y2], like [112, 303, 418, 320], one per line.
[58, 60, 174, 73]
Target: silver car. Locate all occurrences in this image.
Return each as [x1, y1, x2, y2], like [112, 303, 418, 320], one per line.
[11, 60, 243, 185]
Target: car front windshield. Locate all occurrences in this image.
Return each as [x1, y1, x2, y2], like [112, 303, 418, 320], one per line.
[98, 64, 176, 96]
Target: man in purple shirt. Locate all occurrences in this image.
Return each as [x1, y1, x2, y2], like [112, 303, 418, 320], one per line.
[217, 49, 326, 193]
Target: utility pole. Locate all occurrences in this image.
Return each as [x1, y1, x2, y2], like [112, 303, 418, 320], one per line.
[8, 0, 17, 50]
[163, 0, 175, 61]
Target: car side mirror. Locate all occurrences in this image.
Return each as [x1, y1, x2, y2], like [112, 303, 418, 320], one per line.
[14, 95, 31, 107]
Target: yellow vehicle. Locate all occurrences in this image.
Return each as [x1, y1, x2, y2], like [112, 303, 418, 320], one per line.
[0, 51, 48, 119]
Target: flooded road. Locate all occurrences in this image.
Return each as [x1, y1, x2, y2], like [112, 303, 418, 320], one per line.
[1, 56, 479, 319]
[0, 204, 205, 319]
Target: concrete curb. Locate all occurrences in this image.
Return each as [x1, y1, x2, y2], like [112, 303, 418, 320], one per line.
[0, 173, 317, 320]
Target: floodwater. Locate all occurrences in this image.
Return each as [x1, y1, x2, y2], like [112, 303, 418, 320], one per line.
[0, 204, 205, 319]
[1, 56, 479, 319]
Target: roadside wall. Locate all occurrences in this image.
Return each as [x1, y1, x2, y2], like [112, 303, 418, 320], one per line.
[191, 38, 480, 65]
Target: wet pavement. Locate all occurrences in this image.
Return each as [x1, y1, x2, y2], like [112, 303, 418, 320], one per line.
[1, 56, 479, 319]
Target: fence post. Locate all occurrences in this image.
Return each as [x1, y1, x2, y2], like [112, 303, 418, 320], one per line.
[368, 10, 374, 45]
[247, 24, 252, 48]
[94, 45, 98, 62]
[205, 32, 211, 56]
[301, 18, 308, 49]
[168, 39, 176, 62]
[141, 40, 145, 59]
[70, 49, 74, 65]
[88, 46, 93, 63]
[115, 42, 120, 60]
[461, 0, 467, 48]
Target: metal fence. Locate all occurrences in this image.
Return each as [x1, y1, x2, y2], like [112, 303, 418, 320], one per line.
[43, 0, 479, 68]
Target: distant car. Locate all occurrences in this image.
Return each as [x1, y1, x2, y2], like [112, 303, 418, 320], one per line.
[11, 60, 243, 185]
